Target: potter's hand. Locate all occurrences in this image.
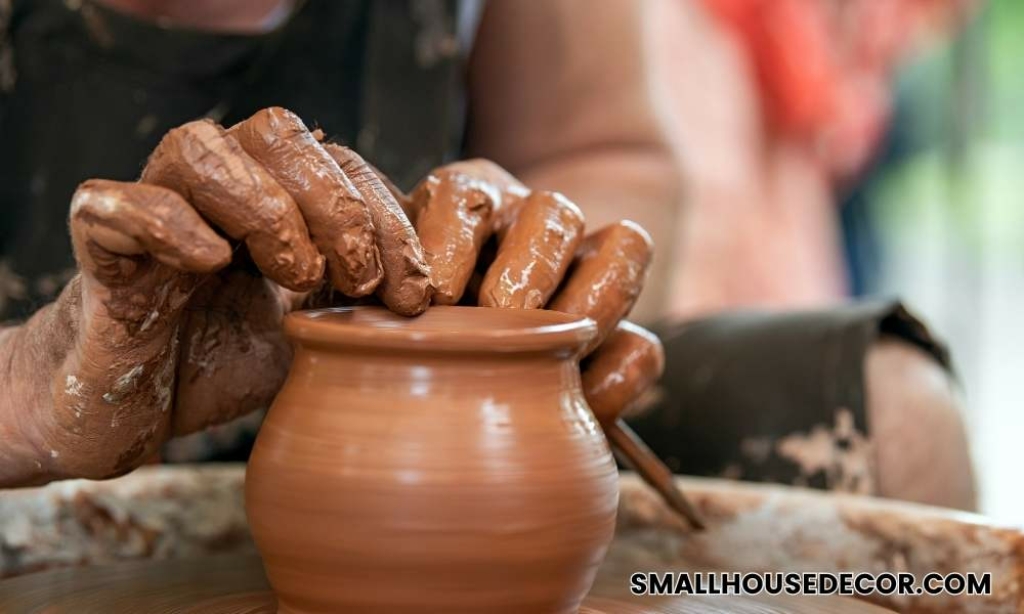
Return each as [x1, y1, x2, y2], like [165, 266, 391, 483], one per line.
[20, 108, 429, 483]
[399, 159, 658, 407]
[391, 159, 703, 528]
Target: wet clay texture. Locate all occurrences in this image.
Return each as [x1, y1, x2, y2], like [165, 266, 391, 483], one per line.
[549, 221, 654, 355]
[479, 191, 585, 309]
[140, 119, 324, 292]
[410, 169, 498, 304]
[323, 143, 433, 315]
[230, 107, 382, 297]
[245, 306, 619, 614]
[582, 322, 664, 425]
[440, 158, 531, 236]
[0, 554, 898, 614]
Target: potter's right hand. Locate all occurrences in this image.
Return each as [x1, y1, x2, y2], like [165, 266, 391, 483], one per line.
[395, 159, 664, 425]
[28, 107, 429, 482]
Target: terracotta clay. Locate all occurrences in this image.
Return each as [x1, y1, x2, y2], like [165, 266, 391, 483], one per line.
[230, 107, 383, 297]
[479, 190, 585, 309]
[549, 221, 654, 355]
[246, 306, 618, 614]
[441, 158, 531, 236]
[323, 143, 433, 316]
[140, 119, 324, 292]
[70, 179, 231, 277]
[410, 169, 497, 304]
[582, 321, 664, 425]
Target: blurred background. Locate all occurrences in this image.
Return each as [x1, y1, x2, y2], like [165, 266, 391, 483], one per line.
[657, 0, 1021, 521]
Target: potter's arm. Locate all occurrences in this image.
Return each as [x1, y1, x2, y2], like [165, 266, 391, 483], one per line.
[0, 291, 79, 487]
[466, 0, 682, 324]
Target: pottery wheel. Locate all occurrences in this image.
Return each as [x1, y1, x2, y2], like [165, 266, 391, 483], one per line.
[0, 554, 897, 614]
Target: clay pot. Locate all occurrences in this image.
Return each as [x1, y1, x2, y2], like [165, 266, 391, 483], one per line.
[246, 306, 619, 614]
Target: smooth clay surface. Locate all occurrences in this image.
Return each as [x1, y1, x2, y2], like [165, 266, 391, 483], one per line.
[245, 306, 620, 614]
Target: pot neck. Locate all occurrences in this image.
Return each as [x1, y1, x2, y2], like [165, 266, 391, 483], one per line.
[290, 345, 582, 396]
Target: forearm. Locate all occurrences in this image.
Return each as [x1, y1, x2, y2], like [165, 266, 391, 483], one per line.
[0, 281, 80, 487]
[512, 145, 682, 324]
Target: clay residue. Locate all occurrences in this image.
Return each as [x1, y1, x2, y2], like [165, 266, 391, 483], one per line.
[410, 169, 497, 304]
[323, 143, 432, 316]
[775, 408, 874, 495]
[140, 119, 324, 292]
[583, 322, 664, 424]
[230, 108, 382, 297]
[549, 221, 654, 355]
[479, 190, 585, 309]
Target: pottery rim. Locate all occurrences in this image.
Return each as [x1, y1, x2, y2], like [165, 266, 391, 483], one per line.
[284, 305, 599, 354]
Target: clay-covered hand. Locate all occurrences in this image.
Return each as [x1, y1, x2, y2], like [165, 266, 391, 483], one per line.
[398, 159, 655, 409]
[37, 107, 429, 481]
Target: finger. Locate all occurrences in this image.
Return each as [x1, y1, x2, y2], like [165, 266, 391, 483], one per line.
[230, 108, 382, 297]
[323, 143, 433, 316]
[366, 158, 417, 221]
[548, 220, 653, 355]
[581, 321, 664, 425]
[478, 190, 584, 309]
[309, 128, 415, 220]
[442, 158, 530, 236]
[410, 167, 497, 305]
[70, 179, 232, 275]
[140, 118, 324, 292]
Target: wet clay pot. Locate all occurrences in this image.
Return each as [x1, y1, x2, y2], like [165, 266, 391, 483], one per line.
[245, 306, 620, 614]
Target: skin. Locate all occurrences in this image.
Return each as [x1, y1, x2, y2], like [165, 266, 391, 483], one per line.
[466, 0, 683, 323]
[866, 337, 977, 511]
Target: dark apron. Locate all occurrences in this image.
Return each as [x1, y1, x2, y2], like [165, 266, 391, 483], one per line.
[0, 0, 465, 322]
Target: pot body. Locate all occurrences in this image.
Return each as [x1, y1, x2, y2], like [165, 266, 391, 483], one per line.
[245, 307, 618, 614]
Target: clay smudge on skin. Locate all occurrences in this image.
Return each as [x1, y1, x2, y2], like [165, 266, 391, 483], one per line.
[441, 159, 530, 237]
[102, 365, 144, 405]
[65, 374, 84, 397]
[549, 221, 654, 355]
[140, 119, 324, 292]
[479, 190, 585, 309]
[410, 169, 497, 305]
[230, 108, 382, 297]
[582, 322, 664, 425]
[323, 143, 432, 316]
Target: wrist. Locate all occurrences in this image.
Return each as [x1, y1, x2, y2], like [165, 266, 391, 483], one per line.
[0, 325, 58, 486]
[0, 282, 83, 487]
